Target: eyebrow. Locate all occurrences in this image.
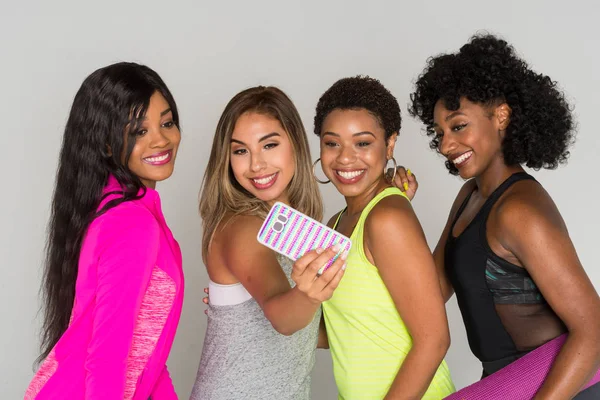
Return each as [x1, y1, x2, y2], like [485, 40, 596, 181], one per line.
[139, 108, 172, 120]
[231, 132, 281, 145]
[433, 111, 466, 127]
[322, 131, 376, 139]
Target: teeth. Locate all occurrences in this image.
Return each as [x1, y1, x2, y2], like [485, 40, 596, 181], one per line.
[145, 153, 169, 162]
[452, 151, 472, 165]
[253, 174, 276, 185]
[337, 170, 365, 179]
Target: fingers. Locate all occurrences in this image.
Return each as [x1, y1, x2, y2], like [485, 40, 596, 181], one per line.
[297, 248, 348, 303]
[305, 244, 343, 279]
[392, 166, 419, 201]
[293, 245, 339, 281]
[292, 248, 325, 280]
[321, 262, 346, 297]
[311, 251, 347, 296]
[318, 249, 347, 280]
[203, 286, 209, 315]
[405, 169, 418, 201]
[407, 169, 418, 188]
[393, 166, 409, 192]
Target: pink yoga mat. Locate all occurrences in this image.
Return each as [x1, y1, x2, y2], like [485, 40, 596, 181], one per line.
[444, 334, 600, 399]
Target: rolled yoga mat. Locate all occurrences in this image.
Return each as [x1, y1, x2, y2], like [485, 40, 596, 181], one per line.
[444, 334, 600, 399]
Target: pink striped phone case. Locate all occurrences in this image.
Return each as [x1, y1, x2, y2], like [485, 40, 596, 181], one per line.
[257, 202, 351, 274]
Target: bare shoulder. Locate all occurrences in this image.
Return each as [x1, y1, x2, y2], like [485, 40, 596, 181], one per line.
[220, 213, 264, 237]
[365, 193, 415, 236]
[371, 193, 412, 216]
[213, 213, 274, 260]
[364, 193, 430, 272]
[494, 179, 566, 236]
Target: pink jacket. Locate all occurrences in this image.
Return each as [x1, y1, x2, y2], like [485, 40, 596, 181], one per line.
[25, 176, 184, 399]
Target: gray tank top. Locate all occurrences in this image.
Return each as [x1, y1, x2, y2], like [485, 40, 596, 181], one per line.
[190, 254, 321, 400]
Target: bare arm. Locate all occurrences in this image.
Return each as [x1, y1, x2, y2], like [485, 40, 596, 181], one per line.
[218, 215, 346, 336]
[497, 188, 600, 399]
[366, 196, 450, 400]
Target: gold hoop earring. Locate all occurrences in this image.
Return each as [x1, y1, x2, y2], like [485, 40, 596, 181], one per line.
[312, 158, 330, 184]
[384, 157, 397, 183]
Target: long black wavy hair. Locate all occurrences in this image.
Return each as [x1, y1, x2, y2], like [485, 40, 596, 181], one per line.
[39, 62, 179, 362]
[409, 33, 574, 175]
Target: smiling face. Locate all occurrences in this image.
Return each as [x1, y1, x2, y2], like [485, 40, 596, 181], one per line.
[229, 112, 296, 205]
[319, 108, 396, 198]
[127, 91, 181, 188]
[433, 98, 510, 180]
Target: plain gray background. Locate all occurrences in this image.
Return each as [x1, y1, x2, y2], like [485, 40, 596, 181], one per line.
[2, 0, 598, 398]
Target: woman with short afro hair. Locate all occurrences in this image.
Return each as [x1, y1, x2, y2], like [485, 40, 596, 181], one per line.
[409, 33, 600, 398]
[314, 76, 455, 399]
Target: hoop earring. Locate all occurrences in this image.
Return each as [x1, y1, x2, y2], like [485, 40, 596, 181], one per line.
[384, 157, 397, 183]
[312, 158, 330, 184]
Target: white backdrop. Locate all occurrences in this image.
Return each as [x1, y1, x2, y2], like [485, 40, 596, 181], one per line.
[2, 1, 599, 398]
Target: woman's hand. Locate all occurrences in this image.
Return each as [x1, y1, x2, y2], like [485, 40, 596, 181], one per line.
[291, 245, 347, 304]
[391, 167, 418, 201]
[203, 287, 209, 315]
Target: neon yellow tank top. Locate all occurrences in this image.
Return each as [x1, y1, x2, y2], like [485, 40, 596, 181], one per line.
[322, 187, 455, 399]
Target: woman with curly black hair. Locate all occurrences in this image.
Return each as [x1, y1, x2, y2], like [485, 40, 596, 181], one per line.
[409, 34, 600, 398]
[314, 76, 455, 399]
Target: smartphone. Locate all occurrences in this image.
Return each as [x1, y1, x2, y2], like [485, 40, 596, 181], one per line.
[257, 202, 352, 274]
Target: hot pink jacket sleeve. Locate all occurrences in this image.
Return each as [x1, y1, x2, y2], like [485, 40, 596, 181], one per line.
[84, 206, 160, 399]
[150, 365, 178, 399]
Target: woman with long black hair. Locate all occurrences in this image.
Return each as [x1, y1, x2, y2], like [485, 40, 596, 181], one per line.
[25, 62, 184, 399]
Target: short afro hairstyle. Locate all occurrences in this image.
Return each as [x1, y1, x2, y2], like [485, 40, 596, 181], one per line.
[314, 76, 401, 142]
[409, 33, 575, 175]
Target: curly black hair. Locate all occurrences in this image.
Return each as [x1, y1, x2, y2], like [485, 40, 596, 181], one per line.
[409, 33, 575, 175]
[314, 76, 401, 141]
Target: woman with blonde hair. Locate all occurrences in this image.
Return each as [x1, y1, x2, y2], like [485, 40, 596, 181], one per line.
[191, 86, 346, 400]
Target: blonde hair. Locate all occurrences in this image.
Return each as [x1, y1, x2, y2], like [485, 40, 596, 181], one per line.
[200, 86, 323, 259]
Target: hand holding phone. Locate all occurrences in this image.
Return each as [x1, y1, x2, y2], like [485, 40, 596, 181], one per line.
[257, 202, 351, 302]
[291, 246, 347, 303]
[257, 202, 352, 274]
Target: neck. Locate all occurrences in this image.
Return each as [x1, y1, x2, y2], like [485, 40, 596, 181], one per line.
[344, 177, 390, 217]
[143, 180, 156, 190]
[268, 191, 290, 208]
[474, 157, 524, 197]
